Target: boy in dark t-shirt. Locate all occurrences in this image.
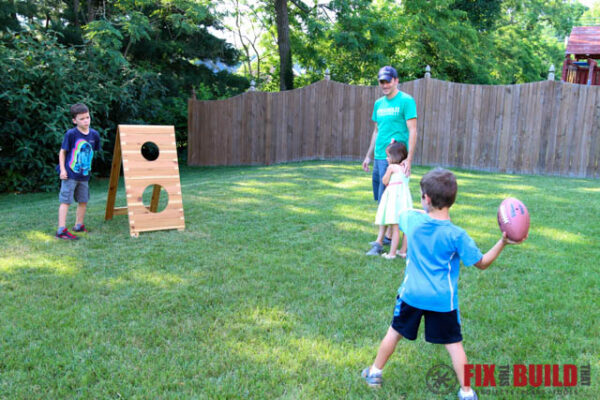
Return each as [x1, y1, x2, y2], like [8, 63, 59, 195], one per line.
[55, 103, 101, 240]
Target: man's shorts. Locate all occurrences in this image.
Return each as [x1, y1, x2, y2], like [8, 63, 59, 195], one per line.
[391, 297, 463, 344]
[372, 159, 389, 202]
[59, 179, 89, 204]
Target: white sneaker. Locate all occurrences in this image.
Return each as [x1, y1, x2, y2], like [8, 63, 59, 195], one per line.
[457, 389, 478, 400]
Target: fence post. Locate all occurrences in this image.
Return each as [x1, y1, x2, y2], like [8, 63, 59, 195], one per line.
[425, 65, 431, 79]
[548, 64, 555, 81]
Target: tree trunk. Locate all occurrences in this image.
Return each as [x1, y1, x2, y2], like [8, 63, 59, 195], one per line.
[275, 0, 293, 91]
[234, 0, 254, 77]
[73, 0, 80, 26]
[87, 0, 95, 23]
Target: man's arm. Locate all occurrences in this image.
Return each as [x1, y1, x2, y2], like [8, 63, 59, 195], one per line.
[401, 118, 417, 176]
[59, 149, 67, 180]
[362, 123, 378, 172]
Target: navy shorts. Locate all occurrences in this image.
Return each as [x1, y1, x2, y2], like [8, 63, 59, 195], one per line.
[59, 179, 89, 204]
[391, 297, 463, 344]
[372, 159, 388, 202]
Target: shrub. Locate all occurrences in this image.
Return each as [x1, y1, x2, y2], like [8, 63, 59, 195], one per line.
[0, 29, 166, 192]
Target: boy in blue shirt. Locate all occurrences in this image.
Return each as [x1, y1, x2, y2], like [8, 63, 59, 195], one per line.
[55, 103, 101, 240]
[361, 168, 526, 400]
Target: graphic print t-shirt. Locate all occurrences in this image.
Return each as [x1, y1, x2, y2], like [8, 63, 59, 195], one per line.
[61, 127, 101, 181]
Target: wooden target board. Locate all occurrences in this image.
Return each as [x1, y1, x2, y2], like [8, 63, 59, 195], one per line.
[105, 125, 185, 237]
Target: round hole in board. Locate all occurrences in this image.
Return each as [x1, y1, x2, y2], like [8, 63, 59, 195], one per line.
[142, 184, 169, 213]
[141, 141, 160, 161]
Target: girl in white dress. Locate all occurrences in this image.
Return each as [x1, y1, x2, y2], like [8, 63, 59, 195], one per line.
[374, 141, 413, 259]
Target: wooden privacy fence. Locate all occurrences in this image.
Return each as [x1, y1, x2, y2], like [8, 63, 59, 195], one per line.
[188, 78, 600, 178]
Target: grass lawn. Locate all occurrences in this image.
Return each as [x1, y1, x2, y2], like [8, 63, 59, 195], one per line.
[0, 161, 598, 399]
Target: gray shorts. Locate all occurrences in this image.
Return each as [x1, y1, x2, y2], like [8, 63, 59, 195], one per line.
[59, 179, 89, 204]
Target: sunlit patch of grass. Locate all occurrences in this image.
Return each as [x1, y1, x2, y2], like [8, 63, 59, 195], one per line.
[0, 161, 598, 399]
[578, 186, 600, 193]
[282, 204, 318, 215]
[24, 230, 58, 243]
[228, 196, 262, 206]
[331, 178, 366, 190]
[496, 184, 541, 192]
[128, 271, 187, 287]
[535, 226, 588, 244]
[0, 254, 78, 275]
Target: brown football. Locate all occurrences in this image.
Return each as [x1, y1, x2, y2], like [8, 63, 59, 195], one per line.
[497, 197, 530, 242]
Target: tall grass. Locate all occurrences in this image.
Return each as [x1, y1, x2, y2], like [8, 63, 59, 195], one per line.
[0, 162, 598, 399]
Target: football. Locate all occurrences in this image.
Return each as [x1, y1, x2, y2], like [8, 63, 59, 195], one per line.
[497, 197, 530, 242]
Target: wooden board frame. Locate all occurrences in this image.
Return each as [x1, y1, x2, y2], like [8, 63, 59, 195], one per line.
[105, 125, 185, 237]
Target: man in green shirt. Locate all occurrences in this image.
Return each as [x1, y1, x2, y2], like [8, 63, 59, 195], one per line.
[362, 66, 418, 255]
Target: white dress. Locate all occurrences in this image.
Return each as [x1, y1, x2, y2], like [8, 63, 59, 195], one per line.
[375, 171, 413, 225]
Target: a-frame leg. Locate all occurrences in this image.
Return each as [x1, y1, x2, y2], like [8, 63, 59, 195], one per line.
[149, 184, 162, 213]
[105, 129, 123, 220]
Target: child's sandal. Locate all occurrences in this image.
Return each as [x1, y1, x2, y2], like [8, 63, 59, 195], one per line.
[396, 251, 407, 258]
[382, 252, 397, 260]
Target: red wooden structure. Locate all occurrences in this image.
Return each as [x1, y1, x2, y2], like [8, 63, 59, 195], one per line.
[561, 26, 600, 85]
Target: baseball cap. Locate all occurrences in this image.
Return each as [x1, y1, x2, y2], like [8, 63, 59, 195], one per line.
[378, 66, 398, 82]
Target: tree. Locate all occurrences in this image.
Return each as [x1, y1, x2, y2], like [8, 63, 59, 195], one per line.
[452, 0, 502, 32]
[0, 0, 20, 31]
[225, 0, 318, 91]
[275, 0, 294, 90]
[0, 0, 249, 192]
[0, 29, 165, 192]
[288, 0, 404, 85]
[398, 0, 491, 83]
[484, 0, 586, 83]
[579, 1, 600, 26]
[222, 0, 270, 85]
[288, 0, 587, 85]
[0, 0, 247, 102]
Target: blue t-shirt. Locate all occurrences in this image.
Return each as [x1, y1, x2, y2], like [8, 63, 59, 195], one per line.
[397, 210, 483, 312]
[371, 91, 417, 159]
[61, 127, 101, 181]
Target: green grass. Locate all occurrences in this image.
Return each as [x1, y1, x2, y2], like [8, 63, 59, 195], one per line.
[0, 161, 598, 399]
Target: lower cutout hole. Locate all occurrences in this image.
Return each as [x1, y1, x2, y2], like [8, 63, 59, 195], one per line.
[142, 184, 169, 213]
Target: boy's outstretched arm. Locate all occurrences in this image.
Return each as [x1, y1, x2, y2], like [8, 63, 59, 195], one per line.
[474, 232, 526, 270]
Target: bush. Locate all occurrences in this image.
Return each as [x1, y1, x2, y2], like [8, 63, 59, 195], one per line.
[0, 29, 166, 192]
[0, 26, 249, 193]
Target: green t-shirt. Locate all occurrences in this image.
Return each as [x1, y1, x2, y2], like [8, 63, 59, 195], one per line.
[371, 91, 417, 159]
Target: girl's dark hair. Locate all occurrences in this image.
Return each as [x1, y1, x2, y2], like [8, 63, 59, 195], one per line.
[386, 141, 408, 164]
[420, 168, 457, 209]
[70, 103, 89, 118]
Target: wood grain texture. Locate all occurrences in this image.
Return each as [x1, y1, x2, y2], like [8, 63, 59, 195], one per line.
[106, 125, 185, 237]
[187, 80, 600, 178]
